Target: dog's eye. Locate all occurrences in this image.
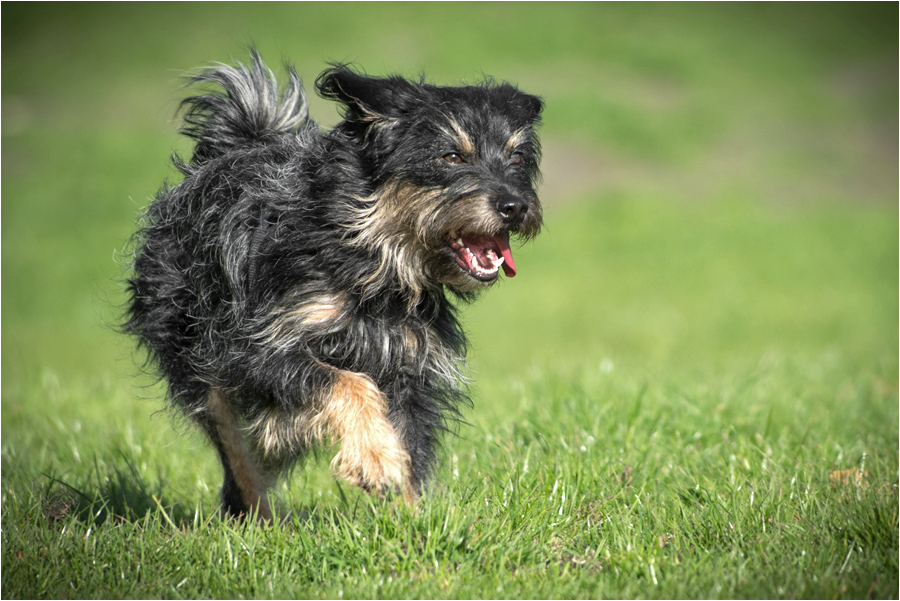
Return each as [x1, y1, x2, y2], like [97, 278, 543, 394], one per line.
[510, 152, 524, 165]
[443, 153, 464, 164]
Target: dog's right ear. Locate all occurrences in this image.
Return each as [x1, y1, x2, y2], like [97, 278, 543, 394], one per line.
[316, 65, 414, 129]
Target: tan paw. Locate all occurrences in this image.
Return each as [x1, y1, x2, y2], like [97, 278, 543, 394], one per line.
[333, 428, 416, 501]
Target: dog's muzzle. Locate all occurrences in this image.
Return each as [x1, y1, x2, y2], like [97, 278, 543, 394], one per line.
[443, 193, 533, 282]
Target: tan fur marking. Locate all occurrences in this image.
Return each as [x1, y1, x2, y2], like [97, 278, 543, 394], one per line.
[283, 294, 345, 327]
[208, 388, 274, 523]
[447, 119, 475, 156]
[346, 180, 440, 307]
[505, 127, 528, 153]
[304, 302, 341, 324]
[256, 291, 347, 349]
[312, 370, 414, 500]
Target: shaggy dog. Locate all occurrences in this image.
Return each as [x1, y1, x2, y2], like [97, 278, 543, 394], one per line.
[125, 51, 543, 521]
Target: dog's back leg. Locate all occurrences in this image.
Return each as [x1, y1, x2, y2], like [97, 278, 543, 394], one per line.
[200, 388, 274, 523]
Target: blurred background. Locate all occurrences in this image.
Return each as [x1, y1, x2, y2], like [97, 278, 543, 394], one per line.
[2, 2, 897, 424]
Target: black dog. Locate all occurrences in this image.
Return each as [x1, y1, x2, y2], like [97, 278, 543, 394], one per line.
[125, 51, 543, 521]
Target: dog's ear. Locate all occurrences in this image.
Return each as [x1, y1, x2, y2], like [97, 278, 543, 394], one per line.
[316, 66, 414, 127]
[519, 93, 544, 121]
[503, 86, 543, 124]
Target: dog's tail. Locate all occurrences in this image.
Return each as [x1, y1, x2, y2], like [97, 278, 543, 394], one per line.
[179, 49, 308, 165]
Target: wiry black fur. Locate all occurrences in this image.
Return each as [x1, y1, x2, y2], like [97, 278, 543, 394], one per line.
[125, 51, 543, 517]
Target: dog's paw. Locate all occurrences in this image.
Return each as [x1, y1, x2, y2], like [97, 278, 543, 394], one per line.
[324, 370, 417, 502]
[332, 426, 415, 502]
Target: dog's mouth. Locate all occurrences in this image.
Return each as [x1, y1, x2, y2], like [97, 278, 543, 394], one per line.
[446, 232, 517, 281]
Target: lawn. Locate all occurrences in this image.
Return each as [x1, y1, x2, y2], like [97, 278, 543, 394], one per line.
[2, 3, 897, 599]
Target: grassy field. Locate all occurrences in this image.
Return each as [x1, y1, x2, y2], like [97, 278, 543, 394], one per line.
[2, 3, 897, 599]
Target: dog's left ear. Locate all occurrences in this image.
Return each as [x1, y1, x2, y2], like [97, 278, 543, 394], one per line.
[316, 65, 414, 126]
[520, 93, 544, 121]
[509, 88, 544, 123]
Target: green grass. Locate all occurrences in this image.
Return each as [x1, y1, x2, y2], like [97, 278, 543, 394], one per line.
[2, 3, 897, 599]
[3, 342, 897, 598]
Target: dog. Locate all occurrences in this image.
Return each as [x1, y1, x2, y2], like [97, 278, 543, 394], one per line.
[125, 51, 543, 521]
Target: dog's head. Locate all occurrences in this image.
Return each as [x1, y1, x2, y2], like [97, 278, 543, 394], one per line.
[317, 66, 543, 299]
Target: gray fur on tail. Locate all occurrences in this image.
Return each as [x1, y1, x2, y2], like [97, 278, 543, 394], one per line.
[179, 49, 309, 165]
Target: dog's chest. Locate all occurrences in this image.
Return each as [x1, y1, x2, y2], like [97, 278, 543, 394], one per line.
[257, 287, 465, 387]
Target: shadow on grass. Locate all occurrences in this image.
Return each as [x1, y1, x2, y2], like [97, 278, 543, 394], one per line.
[38, 447, 369, 533]
[42, 447, 195, 528]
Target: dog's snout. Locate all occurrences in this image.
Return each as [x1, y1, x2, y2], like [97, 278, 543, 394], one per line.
[496, 195, 528, 226]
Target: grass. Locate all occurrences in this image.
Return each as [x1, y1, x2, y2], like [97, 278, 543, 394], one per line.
[2, 3, 897, 599]
[3, 343, 897, 598]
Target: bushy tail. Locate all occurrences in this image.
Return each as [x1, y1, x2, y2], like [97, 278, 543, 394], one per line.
[179, 49, 308, 165]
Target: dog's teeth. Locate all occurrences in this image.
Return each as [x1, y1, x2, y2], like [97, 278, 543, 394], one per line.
[456, 238, 464, 247]
[491, 256, 505, 268]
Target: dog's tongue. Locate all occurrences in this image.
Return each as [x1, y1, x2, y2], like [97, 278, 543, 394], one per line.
[492, 232, 516, 277]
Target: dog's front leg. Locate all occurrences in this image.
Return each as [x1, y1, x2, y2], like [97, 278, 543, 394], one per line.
[312, 369, 415, 501]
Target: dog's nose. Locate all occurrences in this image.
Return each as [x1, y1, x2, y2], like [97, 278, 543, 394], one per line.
[496, 195, 528, 226]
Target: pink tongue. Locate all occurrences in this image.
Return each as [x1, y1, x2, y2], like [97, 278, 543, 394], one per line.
[492, 233, 516, 277]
